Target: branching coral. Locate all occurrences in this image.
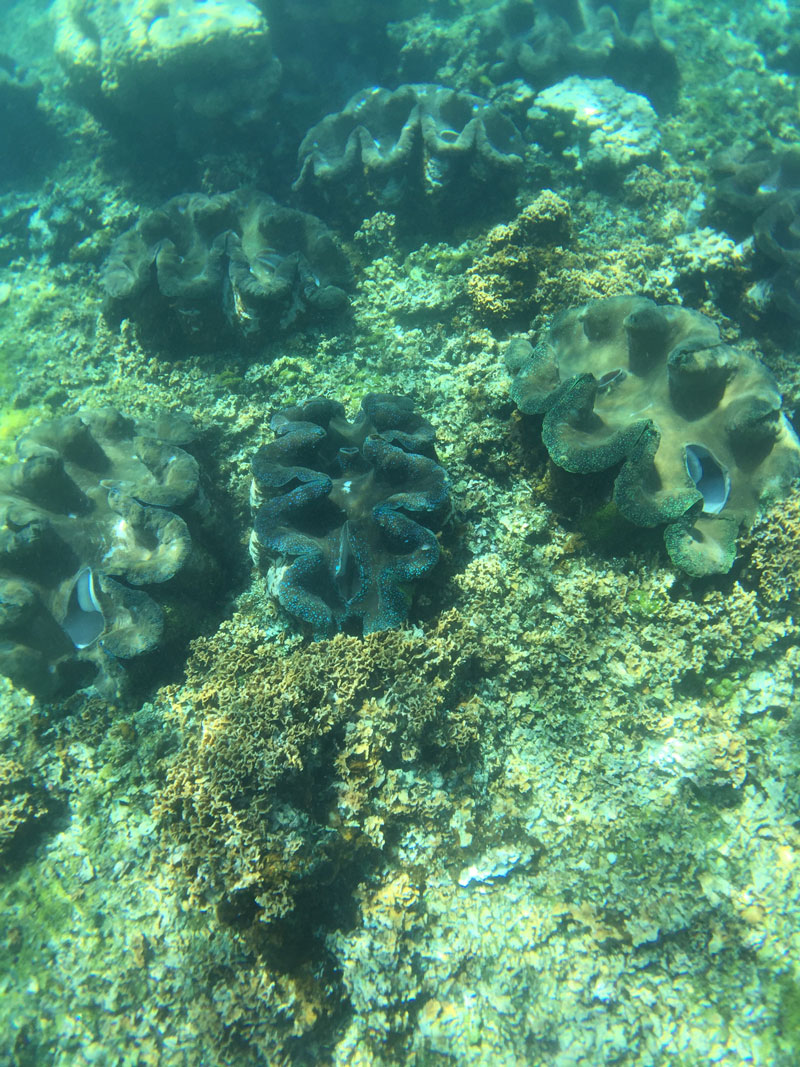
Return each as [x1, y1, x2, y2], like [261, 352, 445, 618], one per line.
[156, 610, 498, 929]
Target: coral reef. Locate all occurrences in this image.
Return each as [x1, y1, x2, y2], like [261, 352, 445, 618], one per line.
[293, 83, 523, 231]
[741, 493, 800, 607]
[0, 754, 50, 867]
[250, 394, 450, 637]
[510, 295, 800, 575]
[153, 610, 497, 1054]
[51, 0, 280, 152]
[466, 190, 572, 324]
[711, 146, 800, 321]
[103, 189, 352, 349]
[0, 407, 214, 699]
[528, 76, 661, 180]
[5, 4, 800, 1063]
[489, 0, 679, 111]
[390, 0, 679, 113]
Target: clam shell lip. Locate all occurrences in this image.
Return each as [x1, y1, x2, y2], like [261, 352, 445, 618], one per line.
[684, 443, 730, 515]
[597, 368, 624, 389]
[62, 566, 105, 649]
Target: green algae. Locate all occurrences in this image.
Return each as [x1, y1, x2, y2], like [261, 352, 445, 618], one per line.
[625, 585, 671, 619]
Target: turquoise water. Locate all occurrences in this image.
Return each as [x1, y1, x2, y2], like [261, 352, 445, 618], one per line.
[1, 1, 800, 1064]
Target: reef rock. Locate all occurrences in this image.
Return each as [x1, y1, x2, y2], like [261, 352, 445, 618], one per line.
[102, 189, 352, 348]
[0, 408, 211, 699]
[509, 295, 800, 575]
[293, 83, 523, 230]
[0, 754, 51, 867]
[466, 190, 572, 324]
[528, 76, 660, 179]
[52, 0, 280, 150]
[250, 394, 451, 636]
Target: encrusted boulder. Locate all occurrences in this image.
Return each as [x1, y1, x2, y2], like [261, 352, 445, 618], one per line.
[250, 394, 451, 636]
[155, 609, 491, 985]
[528, 76, 660, 180]
[52, 0, 280, 151]
[293, 83, 524, 230]
[102, 189, 352, 348]
[0, 407, 214, 699]
[509, 295, 800, 575]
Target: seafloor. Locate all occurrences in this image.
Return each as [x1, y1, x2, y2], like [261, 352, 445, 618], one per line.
[1, 1, 800, 1065]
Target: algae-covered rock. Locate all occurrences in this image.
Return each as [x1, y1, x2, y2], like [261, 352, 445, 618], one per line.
[0, 407, 212, 699]
[529, 76, 660, 180]
[156, 610, 490, 933]
[466, 190, 572, 324]
[294, 83, 523, 231]
[0, 754, 51, 867]
[510, 295, 800, 575]
[102, 189, 352, 349]
[250, 394, 451, 637]
[52, 0, 280, 150]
